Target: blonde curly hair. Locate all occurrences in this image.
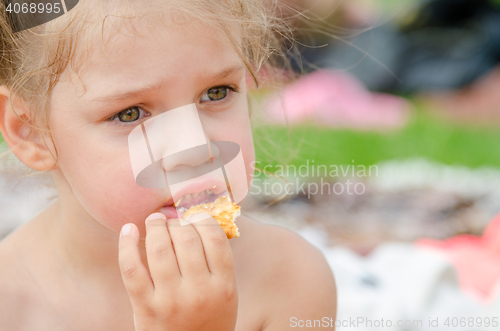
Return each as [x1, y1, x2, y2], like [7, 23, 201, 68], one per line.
[0, 0, 297, 180]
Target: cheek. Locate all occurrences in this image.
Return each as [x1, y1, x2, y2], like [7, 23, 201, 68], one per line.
[218, 112, 255, 192]
[229, 98, 255, 189]
[51, 126, 161, 232]
[241, 128, 255, 187]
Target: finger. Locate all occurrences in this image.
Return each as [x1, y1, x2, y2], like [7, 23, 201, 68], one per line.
[118, 223, 155, 308]
[187, 212, 235, 277]
[166, 218, 210, 280]
[144, 213, 181, 288]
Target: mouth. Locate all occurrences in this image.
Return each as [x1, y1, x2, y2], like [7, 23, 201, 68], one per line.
[174, 188, 221, 211]
[158, 177, 229, 219]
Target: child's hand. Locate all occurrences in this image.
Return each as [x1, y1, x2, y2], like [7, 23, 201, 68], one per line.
[118, 212, 238, 331]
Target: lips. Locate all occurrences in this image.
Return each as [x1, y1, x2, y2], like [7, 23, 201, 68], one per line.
[174, 188, 220, 210]
[158, 176, 229, 219]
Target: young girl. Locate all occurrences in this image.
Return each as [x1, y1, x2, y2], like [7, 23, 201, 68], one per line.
[0, 0, 336, 330]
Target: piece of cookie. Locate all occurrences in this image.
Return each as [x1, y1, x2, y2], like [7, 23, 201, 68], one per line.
[182, 196, 240, 239]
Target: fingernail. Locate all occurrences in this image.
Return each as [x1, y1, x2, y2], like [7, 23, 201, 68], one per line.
[121, 224, 133, 236]
[145, 212, 166, 225]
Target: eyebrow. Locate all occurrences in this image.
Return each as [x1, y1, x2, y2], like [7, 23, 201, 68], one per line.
[91, 64, 246, 103]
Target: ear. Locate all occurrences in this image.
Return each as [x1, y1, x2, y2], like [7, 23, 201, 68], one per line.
[0, 85, 57, 171]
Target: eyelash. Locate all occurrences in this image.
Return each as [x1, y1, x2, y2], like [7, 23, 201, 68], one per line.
[106, 85, 239, 127]
[106, 106, 151, 127]
[200, 85, 238, 104]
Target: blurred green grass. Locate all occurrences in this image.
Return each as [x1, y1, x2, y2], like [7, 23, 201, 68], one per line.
[253, 109, 500, 170]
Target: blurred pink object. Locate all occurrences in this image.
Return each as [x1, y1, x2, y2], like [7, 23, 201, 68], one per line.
[416, 214, 500, 302]
[263, 70, 410, 129]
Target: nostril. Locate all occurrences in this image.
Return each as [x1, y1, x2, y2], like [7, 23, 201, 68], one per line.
[161, 144, 213, 172]
[161, 162, 192, 173]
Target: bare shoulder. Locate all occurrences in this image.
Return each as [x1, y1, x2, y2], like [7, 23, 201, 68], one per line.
[0, 236, 36, 330]
[235, 215, 336, 279]
[234, 216, 337, 329]
[0, 218, 60, 331]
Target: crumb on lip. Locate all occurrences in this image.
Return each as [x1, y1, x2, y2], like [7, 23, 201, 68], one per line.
[173, 188, 218, 208]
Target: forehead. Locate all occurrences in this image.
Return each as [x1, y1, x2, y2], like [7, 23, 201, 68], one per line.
[58, 3, 243, 96]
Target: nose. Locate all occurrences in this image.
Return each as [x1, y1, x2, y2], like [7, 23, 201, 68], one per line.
[161, 140, 220, 172]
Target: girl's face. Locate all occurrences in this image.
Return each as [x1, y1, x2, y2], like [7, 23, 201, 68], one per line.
[48, 15, 255, 235]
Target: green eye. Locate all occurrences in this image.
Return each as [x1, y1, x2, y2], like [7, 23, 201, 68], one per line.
[207, 87, 228, 101]
[107, 106, 150, 127]
[116, 107, 140, 122]
[201, 85, 236, 103]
